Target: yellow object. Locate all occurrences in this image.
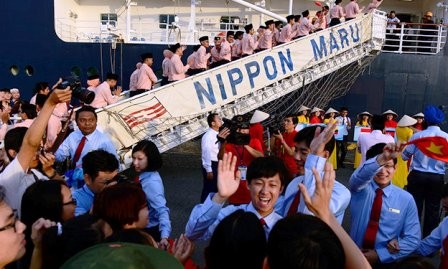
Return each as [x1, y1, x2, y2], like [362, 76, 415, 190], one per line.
[392, 127, 414, 188]
[329, 143, 338, 170]
[298, 114, 309, 124]
[347, 143, 357, 150]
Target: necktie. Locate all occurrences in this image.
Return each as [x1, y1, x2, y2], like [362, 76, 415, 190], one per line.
[363, 188, 383, 249]
[260, 218, 267, 227]
[72, 136, 87, 166]
[287, 191, 301, 216]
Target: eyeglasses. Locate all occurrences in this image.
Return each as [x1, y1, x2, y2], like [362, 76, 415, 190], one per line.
[63, 198, 77, 206]
[0, 210, 18, 232]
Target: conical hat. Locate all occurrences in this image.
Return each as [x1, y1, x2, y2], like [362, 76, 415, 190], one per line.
[413, 112, 424, 118]
[325, 107, 339, 115]
[298, 105, 310, 113]
[357, 111, 372, 119]
[311, 107, 321, 113]
[397, 115, 417, 127]
[382, 109, 398, 117]
[250, 110, 270, 124]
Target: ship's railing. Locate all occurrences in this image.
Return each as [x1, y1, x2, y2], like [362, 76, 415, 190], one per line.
[382, 22, 447, 55]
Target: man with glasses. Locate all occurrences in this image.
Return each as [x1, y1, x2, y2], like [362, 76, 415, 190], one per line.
[72, 150, 119, 216]
[0, 185, 27, 268]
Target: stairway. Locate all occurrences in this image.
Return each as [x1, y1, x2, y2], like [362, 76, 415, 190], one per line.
[95, 10, 387, 163]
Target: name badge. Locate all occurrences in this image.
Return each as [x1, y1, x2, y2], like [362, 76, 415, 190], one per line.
[389, 208, 400, 214]
[238, 166, 247, 180]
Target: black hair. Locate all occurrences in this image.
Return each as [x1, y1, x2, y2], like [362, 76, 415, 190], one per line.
[294, 15, 301, 22]
[34, 82, 49, 94]
[41, 214, 105, 269]
[205, 210, 267, 269]
[246, 156, 289, 187]
[207, 113, 219, 127]
[335, 0, 342, 5]
[82, 150, 119, 181]
[21, 180, 68, 269]
[302, 10, 309, 17]
[35, 93, 48, 108]
[286, 114, 298, 125]
[366, 143, 397, 164]
[267, 214, 345, 269]
[4, 127, 28, 161]
[104, 228, 156, 247]
[75, 105, 97, 121]
[131, 140, 163, 172]
[371, 114, 386, 131]
[294, 126, 335, 155]
[21, 103, 37, 119]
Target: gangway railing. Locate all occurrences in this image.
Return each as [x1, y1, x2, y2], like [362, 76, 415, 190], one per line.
[95, 10, 387, 163]
[382, 22, 447, 55]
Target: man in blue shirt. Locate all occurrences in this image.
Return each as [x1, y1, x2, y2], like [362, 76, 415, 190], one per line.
[350, 142, 421, 266]
[402, 105, 448, 237]
[72, 150, 119, 216]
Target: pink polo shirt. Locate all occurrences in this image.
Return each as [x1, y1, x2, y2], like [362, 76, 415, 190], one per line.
[136, 63, 158, 90]
[194, 46, 211, 69]
[345, 1, 361, 19]
[211, 46, 221, 62]
[231, 39, 242, 58]
[297, 18, 313, 36]
[258, 29, 273, 49]
[241, 33, 258, 55]
[278, 24, 297, 43]
[90, 81, 119, 108]
[220, 40, 232, 61]
[168, 54, 189, 81]
[129, 69, 139, 91]
[330, 5, 345, 19]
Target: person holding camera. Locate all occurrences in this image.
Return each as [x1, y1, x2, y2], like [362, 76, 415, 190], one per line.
[271, 114, 299, 182]
[89, 73, 122, 109]
[217, 115, 263, 205]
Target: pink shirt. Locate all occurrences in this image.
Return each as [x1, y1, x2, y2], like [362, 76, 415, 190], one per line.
[278, 24, 297, 43]
[194, 46, 211, 69]
[316, 15, 327, 29]
[129, 69, 139, 90]
[90, 81, 119, 108]
[273, 28, 280, 46]
[14, 119, 34, 128]
[162, 57, 171, 77]
[186, 52, 196, 68]
[298, 18, 314, 36]
[258, 29, 273, 49]
[345, 1, 361, 19]
[231, 39, 242, 58]
[211, 46, 221, 62]
[168, 54, 189, 81]
[53, 102, 68, 118]
[136, 63, 158, 90]
[219, 40, 232, 61]
[330, 5, 345, 19]
[241, 33, 258, 55]
[45, 114, 62, 149]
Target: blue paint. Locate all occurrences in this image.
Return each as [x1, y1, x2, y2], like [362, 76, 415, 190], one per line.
[278, 49, 294, 74]
[329, 33, 340, 54]
[216, 73, 227, 100]
[263, 56, 278, 80]
[338, 28, 349, 48]
[227, 68, 243, 95]
[245, 61, 260, 89]
[311, 36, 328, 61]
[350, 24, 360, 42]
[194, 79, 216, 109]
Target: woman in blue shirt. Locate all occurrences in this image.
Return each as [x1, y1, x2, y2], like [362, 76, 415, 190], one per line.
[132, 140, 171, 250]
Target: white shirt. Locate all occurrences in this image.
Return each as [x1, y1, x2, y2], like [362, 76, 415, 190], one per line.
[55, 129, 119, 168]
[0, 158, 48, 217]
[357, 130, 395, 165]
[201, 128, 219, 173]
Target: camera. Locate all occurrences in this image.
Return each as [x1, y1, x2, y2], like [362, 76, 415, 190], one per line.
[267, 115, 284, 135]
[57, 76, 95, 104]
[218, 115, 251, 145]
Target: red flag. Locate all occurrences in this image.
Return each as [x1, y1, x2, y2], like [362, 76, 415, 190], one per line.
[314, 1, 323, 7]
[404, 136, 448, 162]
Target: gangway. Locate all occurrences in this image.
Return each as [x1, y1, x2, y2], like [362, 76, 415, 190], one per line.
[95, 10, 387, 163]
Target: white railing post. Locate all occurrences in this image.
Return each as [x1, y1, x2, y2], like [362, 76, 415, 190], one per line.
[398, 23, 404, 53]
[437, 24, 443, 53]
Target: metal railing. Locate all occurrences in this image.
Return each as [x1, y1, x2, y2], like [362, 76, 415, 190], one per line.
[382, 22, 447, 55]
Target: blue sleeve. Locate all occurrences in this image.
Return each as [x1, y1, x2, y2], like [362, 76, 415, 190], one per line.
[401, 143, 415, 161]
[72, 190, 89, 217]
[349, 157, 380, 192]
[377, 198, 421, 263]
[55, 136, 71, 162]
[417, 217, 448, 256]
[297, 154, 326, 215]
[141, 172, 172, 239]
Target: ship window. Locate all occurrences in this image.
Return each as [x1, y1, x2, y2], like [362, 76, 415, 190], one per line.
[159, 14, 176, 29]
[25, 65, 34, 76]
[220, 16, 243, 30]
[71, 66, 82, 77]
[101, 13, 118, 31]
[10, 65, 19, 76]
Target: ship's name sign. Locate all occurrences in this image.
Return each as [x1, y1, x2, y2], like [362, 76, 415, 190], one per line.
[155, 19, 364, 117]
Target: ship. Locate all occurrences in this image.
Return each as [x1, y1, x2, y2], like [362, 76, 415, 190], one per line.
[0, 0, 446, 161]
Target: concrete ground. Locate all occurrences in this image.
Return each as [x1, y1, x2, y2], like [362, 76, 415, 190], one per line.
[160, 140, 441, 268]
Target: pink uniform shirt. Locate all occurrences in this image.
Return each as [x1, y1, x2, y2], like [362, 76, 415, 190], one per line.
[297, 18, 314, 36]
[345, 1, 361, 19]
[330, 5, 345, 19]
[90, 81, 119, 108]
[219, 40, 232, 61]
[136, 63, 158, 90]
[129, 69, 139, 91]
[168, 54, 189, 81]
[258, 29, 273, 49]
[241, 33, 259, 55]
[278, 24, 297, 43]
[194, 46, 211, 69]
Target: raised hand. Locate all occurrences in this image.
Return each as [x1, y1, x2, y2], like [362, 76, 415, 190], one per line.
[47, 89, 72, 106]
[214, 152, 239, 203]
[172, 234, 195, 265]
[310, 121, 337, 157]
[299, 162, 335, 223]
[377, 143, 403, 165]
[31, 218, 57, 247]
